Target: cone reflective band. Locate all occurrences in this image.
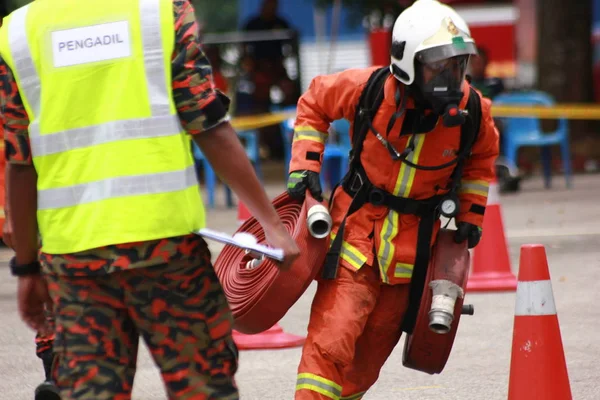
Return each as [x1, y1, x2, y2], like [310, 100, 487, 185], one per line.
[214, 191, 331, 334]
[402, 229, 474, 375]
[467, 176, 517, 292]
[508, 245, 572, 400]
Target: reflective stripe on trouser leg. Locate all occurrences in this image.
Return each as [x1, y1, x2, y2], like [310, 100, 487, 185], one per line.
[340, 391, 366, 400]
[296, 373, 342, 399]
[296, 266, 381, 400]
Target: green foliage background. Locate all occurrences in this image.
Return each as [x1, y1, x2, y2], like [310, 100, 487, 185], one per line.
[191, 0, 239, 33]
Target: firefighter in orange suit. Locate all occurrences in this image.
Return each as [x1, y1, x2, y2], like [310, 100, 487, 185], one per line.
[286, 1, 499, 399]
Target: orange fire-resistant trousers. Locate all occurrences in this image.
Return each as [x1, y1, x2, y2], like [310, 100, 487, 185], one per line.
[295, 263, 410, 400]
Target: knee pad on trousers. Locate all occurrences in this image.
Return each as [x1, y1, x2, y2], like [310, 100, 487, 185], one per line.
[314, 341, 353, 368]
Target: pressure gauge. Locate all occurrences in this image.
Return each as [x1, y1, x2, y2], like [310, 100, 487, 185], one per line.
[440, 193, 460, 218]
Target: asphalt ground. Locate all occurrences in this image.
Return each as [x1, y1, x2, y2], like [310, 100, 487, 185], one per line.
[1, 172, 599, 399]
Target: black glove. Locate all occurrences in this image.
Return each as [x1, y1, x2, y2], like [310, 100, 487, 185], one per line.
[454, 222, 482, 249]
[287, 170, 323, 201]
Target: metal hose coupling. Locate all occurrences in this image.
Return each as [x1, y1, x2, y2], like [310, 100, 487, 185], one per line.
[306, 203, 332, 239]
[428, 279, 465, 334]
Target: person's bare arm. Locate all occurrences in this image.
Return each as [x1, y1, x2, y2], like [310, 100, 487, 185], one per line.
[1, 54, 50, 334]
[192, 122, 281, 228]
[6, 163, 38, 264]
[171, 0, 298, 266]
[0, 59, 38, 263]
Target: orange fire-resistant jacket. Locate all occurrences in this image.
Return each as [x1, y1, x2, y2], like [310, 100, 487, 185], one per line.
[290, 66, 499, 285]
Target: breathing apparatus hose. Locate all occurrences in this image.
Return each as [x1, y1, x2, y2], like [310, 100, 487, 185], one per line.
[213, 191, 332, 334]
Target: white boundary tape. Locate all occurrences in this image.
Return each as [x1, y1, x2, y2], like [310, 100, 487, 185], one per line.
[507, 228, 600, 239]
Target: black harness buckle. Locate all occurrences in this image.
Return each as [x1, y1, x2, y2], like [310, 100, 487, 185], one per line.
[349, 170, 364, 193]
[368, 188, 386, 206]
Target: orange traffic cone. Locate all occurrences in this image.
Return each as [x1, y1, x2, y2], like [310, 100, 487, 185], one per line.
[237, 201, 251, 226]
[467, 176, 517, 292]
[508, 244, 572, 400]
[232, 325, 305, 350]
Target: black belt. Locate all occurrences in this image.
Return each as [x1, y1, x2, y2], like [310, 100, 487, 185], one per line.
[324, 167, 442, 334]
[340, 168, 443, 217]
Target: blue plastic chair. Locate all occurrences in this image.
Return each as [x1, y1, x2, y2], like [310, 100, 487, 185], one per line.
[272, 105, 297, 175]
[280, 117, 295, 178]
[493, 91, 572, 189]
[281, 117, 352, 191]
[191, 130, 262, 208]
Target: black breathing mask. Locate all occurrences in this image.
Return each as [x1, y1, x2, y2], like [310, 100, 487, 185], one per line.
[413, 54, 470, 127]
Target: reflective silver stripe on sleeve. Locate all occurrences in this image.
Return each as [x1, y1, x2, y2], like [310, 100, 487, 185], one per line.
[293, 130, 328, 142]
[38, 165, 197, 210]
[30, 114, 182, 156]
[139, 0, 171, 117]
[460, 182, 489, 192]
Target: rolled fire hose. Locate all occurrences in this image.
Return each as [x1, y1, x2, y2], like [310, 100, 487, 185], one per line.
[213, 191, 332, 334]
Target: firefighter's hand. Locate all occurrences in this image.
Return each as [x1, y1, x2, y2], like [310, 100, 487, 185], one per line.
[454, 222, 482, 249]
[287, 170, 323, 201]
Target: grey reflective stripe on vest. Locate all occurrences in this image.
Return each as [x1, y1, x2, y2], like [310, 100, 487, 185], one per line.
[8, 0, 182, 157]
[8, 5, 41, 119]
[38, 165, 197, 210]
[29, 114, 182, 156]
[140, 0, 171, 117]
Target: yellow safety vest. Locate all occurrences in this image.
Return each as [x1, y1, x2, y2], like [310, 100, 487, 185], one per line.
[0, 0, 206, 254]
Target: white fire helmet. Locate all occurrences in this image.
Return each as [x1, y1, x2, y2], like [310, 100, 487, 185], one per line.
[389, 0, 478, 86]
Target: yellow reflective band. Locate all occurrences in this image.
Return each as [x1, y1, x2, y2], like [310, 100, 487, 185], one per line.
[293, 126, 328, 143]
[377, 211, 397, 284]
[296, 373, 342, 400]
[330, 232, 367, 270]
[395, 134, 426, 197]
[341, 391, 366, 400]
[378, 134, 426, 281]
[459, 180, 490, 197]
[394, 262, 414, 278]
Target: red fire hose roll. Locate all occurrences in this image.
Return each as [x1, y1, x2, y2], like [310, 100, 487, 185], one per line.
[214, 192, 331, 334]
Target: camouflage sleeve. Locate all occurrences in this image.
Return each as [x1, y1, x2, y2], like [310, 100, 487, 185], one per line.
[172, 0, 230, 135]
[0, 58, 32, 165]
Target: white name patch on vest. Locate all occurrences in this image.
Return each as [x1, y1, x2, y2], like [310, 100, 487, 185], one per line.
[51, 21, 131, 68]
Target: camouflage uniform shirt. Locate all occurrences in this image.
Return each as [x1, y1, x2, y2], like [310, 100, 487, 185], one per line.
[0, 0, 226, 276]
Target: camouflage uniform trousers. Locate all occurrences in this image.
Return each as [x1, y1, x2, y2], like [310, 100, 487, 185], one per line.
[43, 243, 239, 400]
[35, 310, 56, 357]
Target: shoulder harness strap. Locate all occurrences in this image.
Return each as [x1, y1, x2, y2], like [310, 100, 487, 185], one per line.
[449, 85, 482, 191]
[349, 66, 391, 168]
